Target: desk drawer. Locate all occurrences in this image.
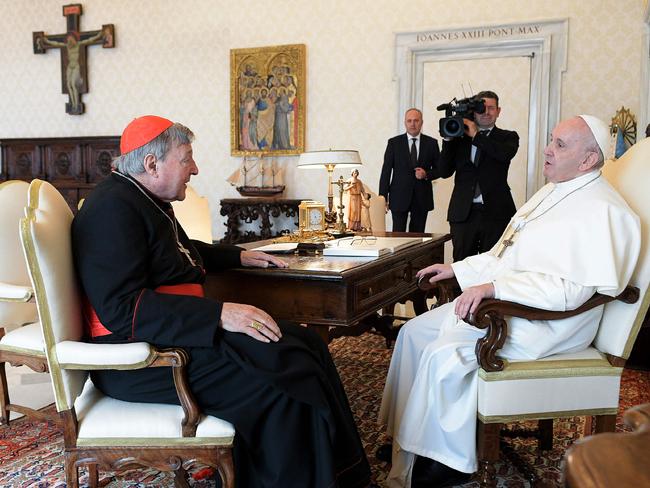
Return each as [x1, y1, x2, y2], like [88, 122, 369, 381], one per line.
[354, 261, 413, 311]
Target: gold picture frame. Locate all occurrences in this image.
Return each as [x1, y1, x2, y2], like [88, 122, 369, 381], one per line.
[230, 43, 306, 156]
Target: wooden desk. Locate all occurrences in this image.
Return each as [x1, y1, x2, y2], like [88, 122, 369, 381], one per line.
[205, 232, 449, 342]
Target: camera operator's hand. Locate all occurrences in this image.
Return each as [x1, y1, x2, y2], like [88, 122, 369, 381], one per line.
[414, 167, 427, 180]
[464, 118, 478, 138]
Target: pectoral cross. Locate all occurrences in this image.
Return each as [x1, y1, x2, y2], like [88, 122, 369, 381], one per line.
[178, 242, 197, 267]
[33, 4, 115, 115]
[494, 224, 517, 258]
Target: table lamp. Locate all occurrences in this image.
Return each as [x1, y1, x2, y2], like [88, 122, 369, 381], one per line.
[297, 150, 362, 230]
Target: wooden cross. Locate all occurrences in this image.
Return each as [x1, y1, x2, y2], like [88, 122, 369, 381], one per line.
[33, 4, 114, 115]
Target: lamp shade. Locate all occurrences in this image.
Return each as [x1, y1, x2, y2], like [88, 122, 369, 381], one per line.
[297, 150, 362, 169]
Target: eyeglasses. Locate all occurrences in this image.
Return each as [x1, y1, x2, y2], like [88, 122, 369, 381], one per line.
[336, 236, 377, 246]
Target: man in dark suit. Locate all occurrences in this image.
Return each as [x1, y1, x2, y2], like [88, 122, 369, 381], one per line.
[439, 91, 519, 261]
[379, 108, 440, 232]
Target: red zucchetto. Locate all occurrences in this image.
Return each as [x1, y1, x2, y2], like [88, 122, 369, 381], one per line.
[120, 115, 173, 155]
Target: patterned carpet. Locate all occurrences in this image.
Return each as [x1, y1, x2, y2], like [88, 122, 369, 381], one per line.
[1, 333, 648, 487]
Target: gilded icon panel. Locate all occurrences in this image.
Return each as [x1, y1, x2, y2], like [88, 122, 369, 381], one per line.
[230, 44, 306, 156]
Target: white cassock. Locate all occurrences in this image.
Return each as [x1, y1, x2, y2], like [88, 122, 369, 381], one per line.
[379, 170, 640, 487]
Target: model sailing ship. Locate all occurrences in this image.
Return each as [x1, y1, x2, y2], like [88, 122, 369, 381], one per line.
[227, 155, 285, 197]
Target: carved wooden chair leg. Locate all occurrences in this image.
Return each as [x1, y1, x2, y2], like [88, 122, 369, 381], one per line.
[477, 420, 501, 488]
[65, 455, 80, 488]
[87, 463, 99, 488]
[538, 418, 554, 450]
[173, 465, 190, 488]
[218, 448, 236, 488]
[0, 361, 9, 425]
[594, 414, 616, 434]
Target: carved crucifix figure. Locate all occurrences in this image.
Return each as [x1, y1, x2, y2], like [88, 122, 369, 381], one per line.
[33, 4, 114, 115]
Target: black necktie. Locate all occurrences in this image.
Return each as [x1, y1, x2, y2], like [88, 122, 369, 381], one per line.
[473, 130, 489, 198]
[410, 138, 418, 166]
[473, 130, 490, 166]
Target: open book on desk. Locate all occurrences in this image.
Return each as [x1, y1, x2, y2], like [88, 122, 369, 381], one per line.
[322, 236, 423, 257]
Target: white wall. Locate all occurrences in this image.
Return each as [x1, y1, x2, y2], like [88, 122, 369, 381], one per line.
[0, 0, 645, 238]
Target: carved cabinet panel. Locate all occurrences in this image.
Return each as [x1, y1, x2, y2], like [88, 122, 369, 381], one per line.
[3, 143, 43, 180]
[44, 143, 83, 182]
[219, 198, 301, 244]
[0, 136, 119, 212]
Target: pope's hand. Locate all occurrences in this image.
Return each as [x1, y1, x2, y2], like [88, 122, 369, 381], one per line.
[240, 250, 288, 268]
[454, 283, 495, 321]
[415, 263, 454, 284]
[220, 302, 282, 343]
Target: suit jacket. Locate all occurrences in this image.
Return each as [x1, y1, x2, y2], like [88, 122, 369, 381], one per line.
[439, 126, 519, 223]
[379, 133, 440, 212]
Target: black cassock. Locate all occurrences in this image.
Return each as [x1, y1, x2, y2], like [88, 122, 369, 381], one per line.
[72, 173, 371, 488]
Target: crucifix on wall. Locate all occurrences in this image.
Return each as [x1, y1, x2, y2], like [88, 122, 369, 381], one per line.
[33, 4, 114, 115]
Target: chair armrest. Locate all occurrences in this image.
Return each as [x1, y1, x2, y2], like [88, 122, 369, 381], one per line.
[0, 282, 33, 302]
[56, 340, 202, 437]
[468, 286, 639, 372]
[151, 347, 202, 437]
[55, 341, 156, 368]
[417, 275, 461, 305]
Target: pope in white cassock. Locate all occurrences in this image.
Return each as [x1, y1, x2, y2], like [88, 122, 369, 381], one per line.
[378, 115, 641, 488]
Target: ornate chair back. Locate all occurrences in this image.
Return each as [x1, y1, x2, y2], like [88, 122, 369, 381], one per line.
[0, 180, 52, 426]
[172, 185, 213, 243]
[597, 139, 650, 359]
[367, 190, 387, 233]
[0, 181, 38, 327]
[20, 179, 87, 411]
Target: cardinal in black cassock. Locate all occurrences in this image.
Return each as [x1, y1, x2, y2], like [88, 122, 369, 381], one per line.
[71, 115, 371, 488]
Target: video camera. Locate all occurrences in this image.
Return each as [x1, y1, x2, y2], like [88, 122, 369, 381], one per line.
[437, 96, 486, 138]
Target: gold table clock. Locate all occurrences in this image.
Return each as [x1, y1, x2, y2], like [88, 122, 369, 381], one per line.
[298, 200, 326, 232]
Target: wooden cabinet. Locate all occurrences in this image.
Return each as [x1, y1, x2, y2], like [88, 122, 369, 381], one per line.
[0, 136, 119, 211]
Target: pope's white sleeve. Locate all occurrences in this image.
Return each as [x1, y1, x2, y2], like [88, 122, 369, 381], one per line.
[493, 271, 596, 311]
[452, 253, 500, 290]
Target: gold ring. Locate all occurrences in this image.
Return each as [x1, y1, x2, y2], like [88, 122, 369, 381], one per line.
[250, 320, 263, 331]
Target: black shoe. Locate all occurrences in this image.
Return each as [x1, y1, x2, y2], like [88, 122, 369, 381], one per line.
[375, 443, 393, 463]
[411, 455, 472, 488]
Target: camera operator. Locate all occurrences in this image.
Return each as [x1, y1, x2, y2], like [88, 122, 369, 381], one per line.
[439, 90, 519, 261]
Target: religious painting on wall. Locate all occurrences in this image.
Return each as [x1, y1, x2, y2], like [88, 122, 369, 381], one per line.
[230, 44, 306, 156]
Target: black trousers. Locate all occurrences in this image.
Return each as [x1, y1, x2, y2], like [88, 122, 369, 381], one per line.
[91, 323, 371, 488]
[391, 205, 428, 233]
[450, 203, 510, 261]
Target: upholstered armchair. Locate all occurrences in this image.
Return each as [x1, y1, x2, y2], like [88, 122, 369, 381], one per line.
[0, 180, 53, 426]
[20, 179, 235, 488]
[172, 184, 213, 243]
[420, 138, 650, 487]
